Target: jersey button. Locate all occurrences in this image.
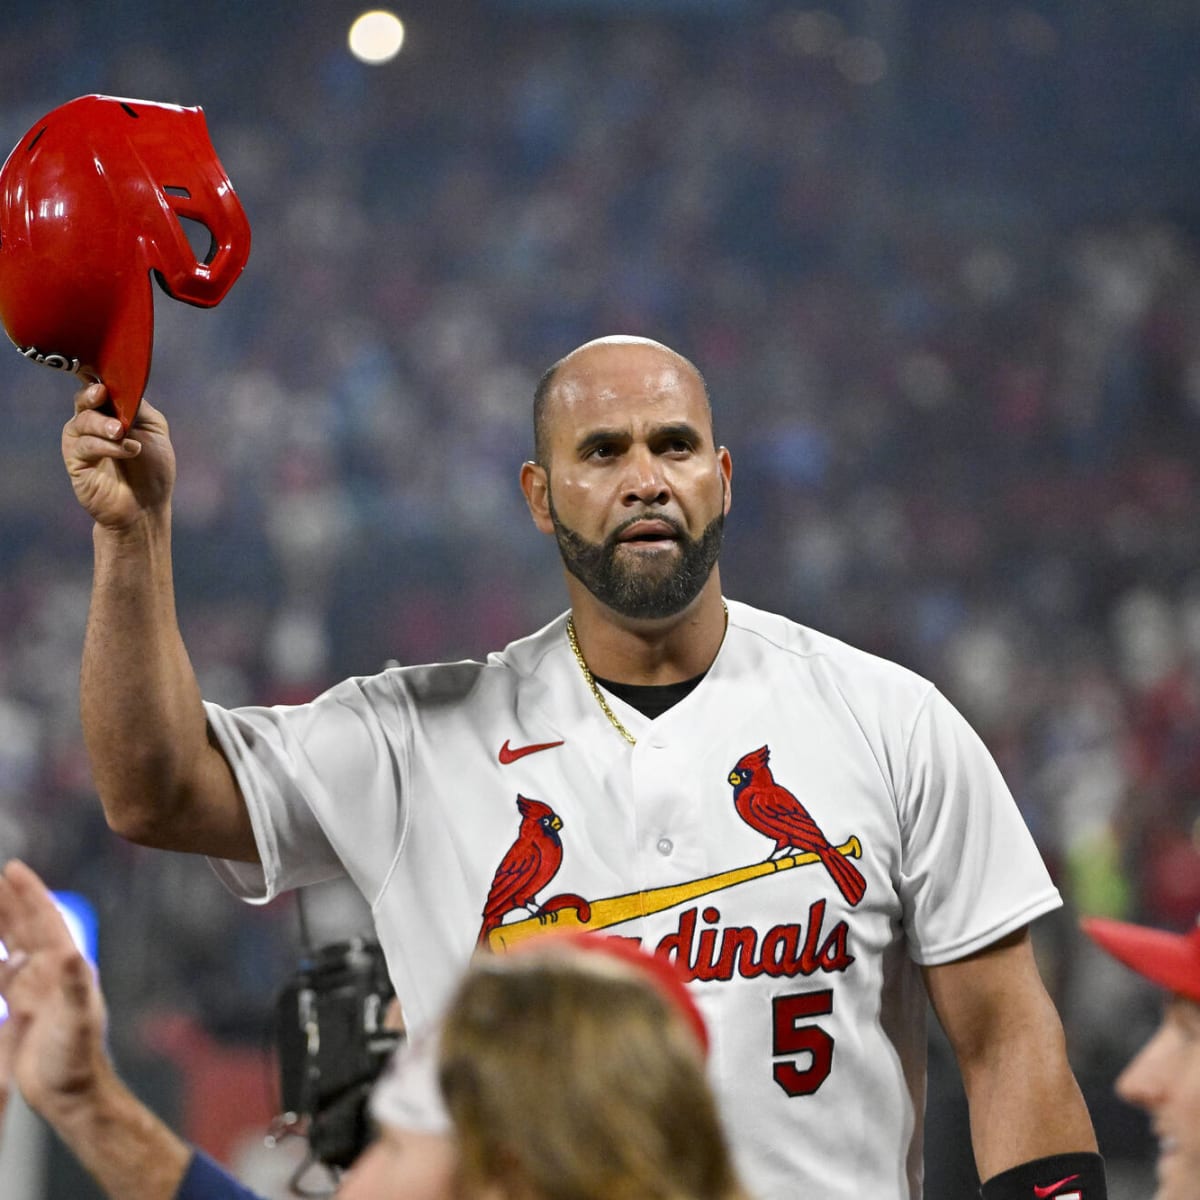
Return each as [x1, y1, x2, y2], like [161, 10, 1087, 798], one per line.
[656, 837, 674, 856]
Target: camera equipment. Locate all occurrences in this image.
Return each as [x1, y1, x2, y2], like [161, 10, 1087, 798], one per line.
[273, 935, 402, 1175]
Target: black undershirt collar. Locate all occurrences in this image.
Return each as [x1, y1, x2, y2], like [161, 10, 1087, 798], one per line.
[591, 671, 708, 720]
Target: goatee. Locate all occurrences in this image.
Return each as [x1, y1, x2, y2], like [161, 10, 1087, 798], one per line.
[548, 494, 724, 620]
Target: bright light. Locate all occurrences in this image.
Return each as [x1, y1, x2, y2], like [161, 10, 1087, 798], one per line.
[348, 10, 406, 65]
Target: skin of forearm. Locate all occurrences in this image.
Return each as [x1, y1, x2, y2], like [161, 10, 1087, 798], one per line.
[40, 1066, 191, 1200]
[961, 1014, 1098, 1181]
[81, 512, 210, 844]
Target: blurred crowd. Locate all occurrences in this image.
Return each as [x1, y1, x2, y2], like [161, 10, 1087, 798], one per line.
[1, 0, 1199, 1191]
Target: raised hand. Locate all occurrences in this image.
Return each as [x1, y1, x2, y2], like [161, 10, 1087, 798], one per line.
[61, 384, 176, 530]
[0, 860, 109, 1122]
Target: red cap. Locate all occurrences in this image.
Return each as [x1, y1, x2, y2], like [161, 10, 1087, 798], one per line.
[0, 94, 251, 432]
[1081, 915, 1200, 1005]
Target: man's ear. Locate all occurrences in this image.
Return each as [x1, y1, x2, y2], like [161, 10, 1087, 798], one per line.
[520, 461, 555, 535]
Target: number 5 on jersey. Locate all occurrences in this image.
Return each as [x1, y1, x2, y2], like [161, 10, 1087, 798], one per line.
[772, 990, 834, 1096]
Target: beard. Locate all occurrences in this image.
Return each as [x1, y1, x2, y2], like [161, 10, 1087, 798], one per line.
[547, 492, 725, 620]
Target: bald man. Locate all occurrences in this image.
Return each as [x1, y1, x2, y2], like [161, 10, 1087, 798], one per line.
[61, 336, 1102, 1199]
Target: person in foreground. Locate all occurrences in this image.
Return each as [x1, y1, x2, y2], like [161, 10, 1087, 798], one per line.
[0, 857, 744, 1200]
[344, 931, 746, 1200]
[1082, 913, 1200, 1200]
[63, 334, 1103, 1197]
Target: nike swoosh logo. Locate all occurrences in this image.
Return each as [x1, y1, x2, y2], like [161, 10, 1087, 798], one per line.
[498, 739, 565, 764]
[1033, 1176, 1080, 1198]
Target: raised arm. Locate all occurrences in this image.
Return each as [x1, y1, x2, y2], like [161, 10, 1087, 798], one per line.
[63, 383, 256, 861]
[0, 860, 267, 1200]
[0, 858, 190, 1200]
[923, 926, 1104, 1195]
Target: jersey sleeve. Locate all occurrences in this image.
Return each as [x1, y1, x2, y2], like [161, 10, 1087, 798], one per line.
[202, 675, 411, 907]
[174, 1150, 267, 1200]
[897, 687, 1061, 965]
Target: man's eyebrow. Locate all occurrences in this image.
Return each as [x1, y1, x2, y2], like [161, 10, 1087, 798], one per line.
[651, 421, 704, 444]
[575, 428, 630, 455]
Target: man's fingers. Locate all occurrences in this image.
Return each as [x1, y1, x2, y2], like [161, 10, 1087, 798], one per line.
[5, 861, 73, 949]
[65, 434, 143, 464]
[68, 408, 126, 442]
[0, 862, 73, 955]
[0, 950, 30, 1004]
[2, 949, 77, 1015]
[1, 947, 96, 1016]
[63, 407, 143, 461]
[72, 382, 108, 415]
[58, 953, 94, 1013]
[0, 873, 22, 954]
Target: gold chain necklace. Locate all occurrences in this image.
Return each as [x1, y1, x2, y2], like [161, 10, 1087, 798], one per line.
[565, 602, 729, 747]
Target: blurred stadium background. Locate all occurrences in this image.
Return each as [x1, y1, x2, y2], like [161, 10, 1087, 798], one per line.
[1, 0, 1198, 1195]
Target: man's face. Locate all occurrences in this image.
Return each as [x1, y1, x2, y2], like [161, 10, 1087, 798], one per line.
[523, 339, 732, 621]
[1116, 996, 1200, 1200]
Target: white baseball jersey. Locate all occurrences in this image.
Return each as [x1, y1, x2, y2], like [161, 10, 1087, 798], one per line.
[204, 599, 1060, 1200]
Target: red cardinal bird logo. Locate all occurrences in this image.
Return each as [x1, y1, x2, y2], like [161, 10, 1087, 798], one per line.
[728, 746, 867, 907]
[477, 795, 565, 946]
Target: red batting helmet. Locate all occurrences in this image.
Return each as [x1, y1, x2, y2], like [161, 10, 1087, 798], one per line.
[0, 94, 251, 432]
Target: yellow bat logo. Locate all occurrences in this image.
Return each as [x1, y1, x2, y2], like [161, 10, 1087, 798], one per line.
[486, 835, 863, 951]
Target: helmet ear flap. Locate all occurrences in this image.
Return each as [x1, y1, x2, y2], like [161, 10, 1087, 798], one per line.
[98, 280, 155, 431]
[0, 93, 251, 433]
[142, 107, 252, 308]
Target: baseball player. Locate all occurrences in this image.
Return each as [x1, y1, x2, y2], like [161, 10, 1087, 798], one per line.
[62, 334, 1105, 1198]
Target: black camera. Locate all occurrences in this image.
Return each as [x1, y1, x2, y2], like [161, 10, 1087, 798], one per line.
[274, 937, 403, 1172]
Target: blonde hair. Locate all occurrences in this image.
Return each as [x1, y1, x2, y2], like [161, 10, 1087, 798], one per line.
[437, 943, 745, 1200]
